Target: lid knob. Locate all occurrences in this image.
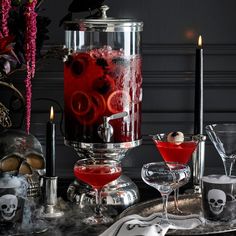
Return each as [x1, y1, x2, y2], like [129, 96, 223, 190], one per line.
[100, 5, 109, 19]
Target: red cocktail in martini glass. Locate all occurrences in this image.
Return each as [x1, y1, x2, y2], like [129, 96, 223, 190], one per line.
[74, 158, 122, 224]
[152, 132, 200, 213]
[155, 137, 197, 164]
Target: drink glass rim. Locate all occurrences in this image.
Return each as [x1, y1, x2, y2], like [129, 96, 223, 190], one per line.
[202, 174, 236, 184]
[150, 133, 203, 142]
[142, 161, 189, 170]
[75, 158, 120, 166]
[206, 123, 236, 133]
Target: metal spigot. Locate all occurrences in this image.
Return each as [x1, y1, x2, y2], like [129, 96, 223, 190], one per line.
[98, 111, 128, 142]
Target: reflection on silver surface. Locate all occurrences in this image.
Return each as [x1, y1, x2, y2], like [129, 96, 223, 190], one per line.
[119, 194, 236, 235]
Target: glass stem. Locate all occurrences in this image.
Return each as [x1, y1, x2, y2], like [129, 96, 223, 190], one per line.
[174, 188, 183, 213]
[94, 188, 103, 218]
[161, 193, 169, 223]
[174, 188, 179, 210]
[223, 159, 235, 176]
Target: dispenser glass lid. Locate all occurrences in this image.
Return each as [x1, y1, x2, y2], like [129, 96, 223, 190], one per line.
[64, 5, 143, 32]
[64, 19, 143, 32]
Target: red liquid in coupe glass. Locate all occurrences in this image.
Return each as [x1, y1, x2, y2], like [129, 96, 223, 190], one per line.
[64, 46, 142, 143]
[155, 141, 197, 164]
[74, 165, 122, 190]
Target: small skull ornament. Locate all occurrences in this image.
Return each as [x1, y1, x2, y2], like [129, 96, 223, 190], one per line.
[0, 194, 18, 221]
[208, 189, 226, 215]
[0, 129, 45, 198]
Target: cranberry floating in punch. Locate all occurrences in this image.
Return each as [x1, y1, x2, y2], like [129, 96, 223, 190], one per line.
[64, 5, 143, 210]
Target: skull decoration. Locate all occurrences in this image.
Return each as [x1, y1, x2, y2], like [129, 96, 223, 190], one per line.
[0, 129, 45, 198]
[208, 189, 226, 215]
[0, 194, 18, 221]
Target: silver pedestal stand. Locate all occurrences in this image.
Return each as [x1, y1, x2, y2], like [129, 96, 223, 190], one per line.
[66, 140, 141, 211]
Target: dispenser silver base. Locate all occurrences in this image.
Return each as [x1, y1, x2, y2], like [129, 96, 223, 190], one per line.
[67, 174, 140, 211]
[65, 139, 142, 210]
[65, 139, 142, 160]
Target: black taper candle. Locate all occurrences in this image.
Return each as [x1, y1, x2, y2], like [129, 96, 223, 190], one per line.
[194, 35, 203, 135]
[46, 106, 56, 177]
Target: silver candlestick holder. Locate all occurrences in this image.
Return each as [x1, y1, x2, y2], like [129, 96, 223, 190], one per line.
[41, 176, 64, 219]
[192, 134, 206, 194]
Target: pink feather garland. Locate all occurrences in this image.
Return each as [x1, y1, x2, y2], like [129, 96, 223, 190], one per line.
[24, 0, 37, 134]
[1, 0, 38, 133]
[1, 0, 11, 37]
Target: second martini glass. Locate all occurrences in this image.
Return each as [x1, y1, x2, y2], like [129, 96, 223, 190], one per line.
[152, 132, 200, 213]
[206, 123, 236, 176]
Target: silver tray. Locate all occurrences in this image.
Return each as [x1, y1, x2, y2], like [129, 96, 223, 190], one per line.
[119, 194, 236, 235]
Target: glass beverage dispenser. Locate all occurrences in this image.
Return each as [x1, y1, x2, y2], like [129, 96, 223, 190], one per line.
[64, 5, 143, 209]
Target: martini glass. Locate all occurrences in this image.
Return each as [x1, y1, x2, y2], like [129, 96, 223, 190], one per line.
[152, 133, 200, 213]
[206, 123, 236, 176]
[141, 162, 190, 224]
[74, 158, 122, 225]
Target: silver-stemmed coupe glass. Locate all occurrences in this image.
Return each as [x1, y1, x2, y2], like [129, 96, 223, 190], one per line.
[141, 162, 191, 224]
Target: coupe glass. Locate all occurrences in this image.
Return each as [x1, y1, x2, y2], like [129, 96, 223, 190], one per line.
[141, 162, 190, 224]
[152, 133, 200, 213]
[206, 123, 236, 176]
[74, 158, 122, 225]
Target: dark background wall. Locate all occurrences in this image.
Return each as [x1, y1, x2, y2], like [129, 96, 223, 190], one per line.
[10, 0, 236, 180]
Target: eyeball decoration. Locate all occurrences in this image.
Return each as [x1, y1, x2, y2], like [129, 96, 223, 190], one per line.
[167, 131, 184, 144]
